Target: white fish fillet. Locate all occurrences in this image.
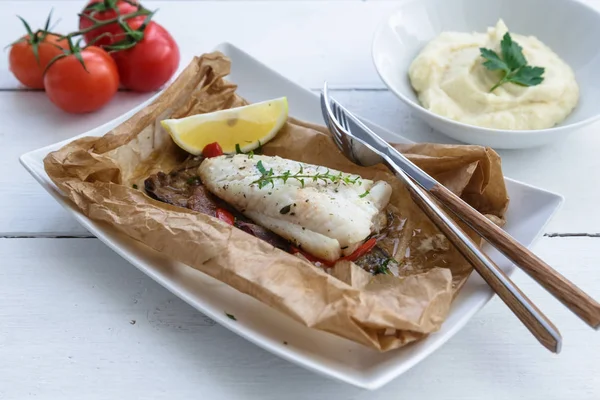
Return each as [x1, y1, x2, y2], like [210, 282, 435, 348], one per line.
[198, 154, 392, 261]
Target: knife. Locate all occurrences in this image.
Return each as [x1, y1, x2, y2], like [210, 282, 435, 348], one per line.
[330, 97, 600, 330]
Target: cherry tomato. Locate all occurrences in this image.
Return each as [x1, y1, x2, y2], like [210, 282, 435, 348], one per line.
[110, 21, 179, 92]
[202, 142, 224, 158]
[341, 237, 377, 262]
[79, 0, 143, 47]
[215, 208, 235, 225]
[44, 46, 119, 114]
[9, 33, 68, 89]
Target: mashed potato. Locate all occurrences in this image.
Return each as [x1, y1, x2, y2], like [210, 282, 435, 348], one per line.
[408, 20, 579, 130]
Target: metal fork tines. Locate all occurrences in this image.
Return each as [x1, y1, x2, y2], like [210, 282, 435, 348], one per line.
[320, 82, 562, 353]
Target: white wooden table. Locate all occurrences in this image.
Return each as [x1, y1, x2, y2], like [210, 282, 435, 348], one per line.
[2, 1, 600, 398]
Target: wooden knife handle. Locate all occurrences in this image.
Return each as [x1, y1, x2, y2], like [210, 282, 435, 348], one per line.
[430, 183, 600, 329]
[407, 185, 562, 353]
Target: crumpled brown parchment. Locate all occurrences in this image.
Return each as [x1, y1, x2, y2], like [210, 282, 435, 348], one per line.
[43, 52, 509, 351]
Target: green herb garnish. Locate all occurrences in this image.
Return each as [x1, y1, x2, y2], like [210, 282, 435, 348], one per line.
[280, 204, 292, 214]
[132, 184, 138, 189]
[225, 312, 237, 321]
[253, 161, 360, 189]
[359, 190, 370, 198]
[480, 32, 544, 92]
[235, 143, 243, 154]
[374, 259, 393, 275]
[256, 159, 268, 174]
[186, 176, 200, 185]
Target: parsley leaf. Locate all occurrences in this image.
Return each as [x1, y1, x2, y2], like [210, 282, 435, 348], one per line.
[479, 32, 544, 92]
[359, 190, 370, 198]
[480, 48, 509, 72]
[500, 32, 527, 70]
[510, 65, 545, 87]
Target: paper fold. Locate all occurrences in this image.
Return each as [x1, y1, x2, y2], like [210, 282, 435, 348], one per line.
[44, 52, 509, 351]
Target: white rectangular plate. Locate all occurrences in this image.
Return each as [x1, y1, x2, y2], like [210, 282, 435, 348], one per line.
[20, 43, 563, 390]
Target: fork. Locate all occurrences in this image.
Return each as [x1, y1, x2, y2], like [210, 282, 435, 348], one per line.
[320, 83, 563, 352]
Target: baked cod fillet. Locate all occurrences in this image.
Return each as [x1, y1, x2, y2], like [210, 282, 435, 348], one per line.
[198, 154, 392, 261]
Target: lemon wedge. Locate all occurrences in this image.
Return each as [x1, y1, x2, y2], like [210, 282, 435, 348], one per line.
[161, 97, 288, 155]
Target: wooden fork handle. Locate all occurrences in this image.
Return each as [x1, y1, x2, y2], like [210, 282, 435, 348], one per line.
[406, 184, 561, 353]
[430, 183, 600, 329]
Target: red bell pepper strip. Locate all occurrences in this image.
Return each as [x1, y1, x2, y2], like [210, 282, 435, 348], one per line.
[290, 246, 336, 268]
[215, 208, 235, 225]
[291, 237, 377, 267]
[340, 237, 377, 262]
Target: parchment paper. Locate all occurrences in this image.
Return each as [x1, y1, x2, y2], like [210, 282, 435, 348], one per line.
[44, 52, 509, 351]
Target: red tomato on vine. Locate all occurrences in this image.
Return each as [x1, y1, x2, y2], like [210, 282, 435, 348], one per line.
[110, 20, 180, 92]
[8, 15, 68, 89]
[44, 46, 119, 113]
[79, 0, 145, 46]
[7, 2, 180, 113]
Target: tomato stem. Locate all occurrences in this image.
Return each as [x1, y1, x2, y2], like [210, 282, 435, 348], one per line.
[42, 36, 89, 76]
[103, 9, 155, 51]
[13, 15, 41, 63]
[9, 2, 156, 73]
[63, 8, 152, 41]
[85, 31, 116, 47]
[8, 6, 151, 50]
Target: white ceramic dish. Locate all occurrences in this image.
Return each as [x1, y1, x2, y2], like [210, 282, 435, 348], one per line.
[21, 43, 564, 390]
[372, 0, 600, 149]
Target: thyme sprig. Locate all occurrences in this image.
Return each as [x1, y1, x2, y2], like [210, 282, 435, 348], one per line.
[252, 160, 361, 189]
[374, 258, 392, 275]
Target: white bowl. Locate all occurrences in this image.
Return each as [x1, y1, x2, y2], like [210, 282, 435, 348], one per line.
[372, 0, 600, 149]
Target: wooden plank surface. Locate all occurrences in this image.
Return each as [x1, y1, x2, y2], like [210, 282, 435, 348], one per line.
[1, 90, 153, 236]
[1, 1, 600, 398]
[1, 237, 599, 399]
